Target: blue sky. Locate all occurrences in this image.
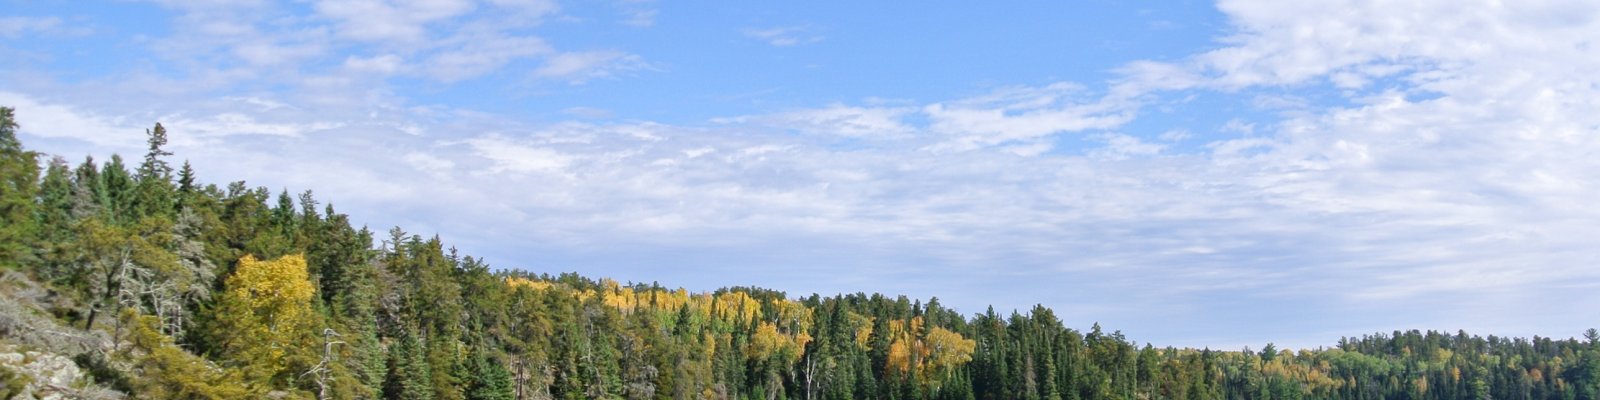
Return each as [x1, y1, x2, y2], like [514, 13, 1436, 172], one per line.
[5, 0, 1600, 349]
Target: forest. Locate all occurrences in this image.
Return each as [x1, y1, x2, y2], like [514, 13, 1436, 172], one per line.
[1, 105, 1598, 399]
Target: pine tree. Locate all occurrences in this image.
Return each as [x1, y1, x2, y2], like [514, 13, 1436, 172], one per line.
[0, 107, 39, 269]
[386, 327, 435, 400]
[133, 123, 175, 218]
[177, 160, 196, 194]
[103, 155, 134, 220]
[466, 348, 515, 400]
[34, 156, 74, 277]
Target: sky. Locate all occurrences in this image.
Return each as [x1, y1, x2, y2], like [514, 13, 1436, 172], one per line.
[4, 0, 1600, 349]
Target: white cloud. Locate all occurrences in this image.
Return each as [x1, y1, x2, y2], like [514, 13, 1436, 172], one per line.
[744, 26, 824, 47]
[1158, 129, 1190, 142]
[485, 0, 560, 18]
[1111, 60, 1204, 98]
[463, 135, 574, 174]
[162, 112, 345, 138]
[620, 9, 657, 28]
[533, 50, 648, 83]
[923, 83, 1136, 151]
[343, 54, 407, 75]
[404, 151, 455, 172]
[1218, 119, 1254, 135]
[126, 0, 639, 91]
[0, 91, 143, 147]
[0, 16, 65, 38]
[425, 33, 551, 82]
[725, 104, 915, 139]
[1090, 133, 1164, 159]
[313, 0, 477, 43]
[561, 107, 614, 119]
[231, 40, 325, 66]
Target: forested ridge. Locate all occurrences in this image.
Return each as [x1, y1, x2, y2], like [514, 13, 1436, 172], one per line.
[0, 105, 1597, 400]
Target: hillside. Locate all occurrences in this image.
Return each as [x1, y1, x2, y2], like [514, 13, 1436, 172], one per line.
[2, 106, 1598, 399]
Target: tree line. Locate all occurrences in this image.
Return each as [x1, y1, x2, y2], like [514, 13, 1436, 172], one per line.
[0, 106, 1597, 399]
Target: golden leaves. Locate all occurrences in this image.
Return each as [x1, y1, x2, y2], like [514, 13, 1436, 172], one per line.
[215, 254, 318, 384]
[849, 312, 874, 350]
[504, 276, 552, 291]
[230, 254, 315, 325]
[883, 316, 976, 393]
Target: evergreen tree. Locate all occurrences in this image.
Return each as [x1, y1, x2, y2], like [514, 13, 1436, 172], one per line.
[100, 154, 133, 223]
[133, 122, 175, 218]
[387, 327, 435, 400]
[0, 107, 39, 269]
[466, 347, 515, 400]
[34, 156, 73, 277]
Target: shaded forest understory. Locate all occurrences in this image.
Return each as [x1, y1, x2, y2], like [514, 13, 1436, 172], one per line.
[1, 106, 1598, 399]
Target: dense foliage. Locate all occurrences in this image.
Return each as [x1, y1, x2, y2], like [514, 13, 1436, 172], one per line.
[1, 106, 1597, 399]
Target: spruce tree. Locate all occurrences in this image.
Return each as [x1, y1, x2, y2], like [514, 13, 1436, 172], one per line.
[466, 348, 515, 400]
[0, 107, 39, 269]
[386, 328, 435, 400]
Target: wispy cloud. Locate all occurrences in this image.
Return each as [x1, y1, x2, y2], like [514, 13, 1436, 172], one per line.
[312, 0, 479, 43]
[923, 83, 1137, 151]
[743, 25, 824, 47]
[718, 104, 915, 139]
[0, 91, 142, 147]
[0, 16, 75, 38]
[424, 31, 553, 82]
[130, 0, 643, 91]
[533, 50, 649, 83]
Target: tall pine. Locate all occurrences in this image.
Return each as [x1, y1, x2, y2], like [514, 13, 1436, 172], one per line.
[0, 107, 39, 269]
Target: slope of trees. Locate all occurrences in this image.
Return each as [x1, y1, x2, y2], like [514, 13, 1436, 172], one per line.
[0, 106, 1597, 399]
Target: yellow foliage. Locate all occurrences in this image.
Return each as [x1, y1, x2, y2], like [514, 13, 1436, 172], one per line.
[771, 299, 814, 333]
[713, 291, 761, 324]
[849, 313, 874, 350]
[745, 322, 808, 367]
[604, 286, 638, 313]
[215, 254, 318, 386]
[795, 332, 813, 354]
[703, 332, 718, 359]
[887, 338, 913, 374]
[229, 254, 316, 328]
[747, 323, 788, 361]
[925, 327, 975, 372]
[504, 277, 552, 291]
[883, 317, 976, 394]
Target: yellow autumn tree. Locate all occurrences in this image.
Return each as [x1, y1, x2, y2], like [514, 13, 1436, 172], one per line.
[713, 291, 762, 324]
[923, 326, 976, 390]
[849, 312, 875, 350]
[746, 322, 806, 400]
[212, 254, 319, 389]
[504, 276, 552, 291]
[884, 317, 976, 395]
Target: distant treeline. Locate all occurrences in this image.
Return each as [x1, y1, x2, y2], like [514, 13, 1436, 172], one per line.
[1, 106, 1597, 399]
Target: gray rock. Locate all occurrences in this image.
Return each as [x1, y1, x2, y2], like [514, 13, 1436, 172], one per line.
[1, 345, 83, 400]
